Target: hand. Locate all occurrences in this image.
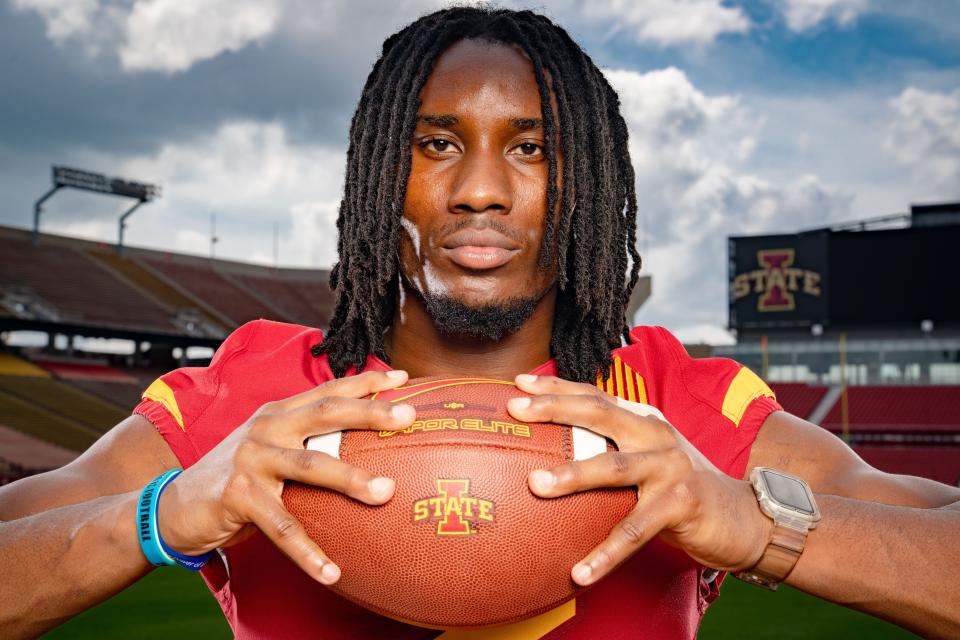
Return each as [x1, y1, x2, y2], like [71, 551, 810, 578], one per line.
[507, 374, 771, 586]
[157, 370, 416, 585]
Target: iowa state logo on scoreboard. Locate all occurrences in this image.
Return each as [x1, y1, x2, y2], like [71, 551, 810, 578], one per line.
[733, 248, 822, 312]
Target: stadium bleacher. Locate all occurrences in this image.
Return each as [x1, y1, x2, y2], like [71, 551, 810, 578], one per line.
[0, 424, 77, 483]
[86, 250, 230, 336]
[821, 386, 960, 433]
[769, 383, 829, 420]
[0, 236, 176, 333]
[854, 445, 960, 487]
[140, 256, 288, 326]
[231, 273, 334, 327]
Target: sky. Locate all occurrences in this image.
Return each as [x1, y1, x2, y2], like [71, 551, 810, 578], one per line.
[1, 0, 958, 344]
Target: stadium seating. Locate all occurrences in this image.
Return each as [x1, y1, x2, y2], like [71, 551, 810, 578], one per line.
[0, 388, 100, 452]
[0, 375, 128, 434]
[854, 445, 960, 487]
[0, 424, 77, 479]
[0, 236, 175, 333]
[769, 383, 828, 420]
[86, 250, 230, 334]
[230, 273, 334, 327]
[821, 386, 960, 432]
[140, 257, 284, 326]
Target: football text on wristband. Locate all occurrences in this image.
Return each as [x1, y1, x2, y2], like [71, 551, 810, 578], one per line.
[137, 469, 214, 571]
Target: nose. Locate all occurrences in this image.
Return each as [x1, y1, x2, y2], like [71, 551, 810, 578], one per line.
[447, 148, 512, 214]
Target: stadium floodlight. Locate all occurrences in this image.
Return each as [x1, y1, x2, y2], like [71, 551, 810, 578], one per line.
[32, 166, 161, 252]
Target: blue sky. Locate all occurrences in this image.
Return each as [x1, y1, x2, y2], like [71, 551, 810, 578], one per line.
[0, 0, 957, 343]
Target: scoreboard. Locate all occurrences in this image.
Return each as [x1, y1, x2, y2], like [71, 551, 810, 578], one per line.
[729, 224, 960, 333]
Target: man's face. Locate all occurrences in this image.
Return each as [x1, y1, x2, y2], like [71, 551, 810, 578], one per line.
[399, 38, 557, 337]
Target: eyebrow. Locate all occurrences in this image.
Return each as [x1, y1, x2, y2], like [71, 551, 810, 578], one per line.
[416, 114, 544, 131]
[418, 114, 458, 127]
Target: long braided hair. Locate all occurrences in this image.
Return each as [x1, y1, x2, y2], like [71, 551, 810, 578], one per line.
[314, 6, 641, 383]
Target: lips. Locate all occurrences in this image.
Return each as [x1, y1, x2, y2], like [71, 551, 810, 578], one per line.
[441, 228, 519, 270]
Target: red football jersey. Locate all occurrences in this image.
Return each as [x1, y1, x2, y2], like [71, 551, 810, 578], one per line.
[135, 319, 781, 639]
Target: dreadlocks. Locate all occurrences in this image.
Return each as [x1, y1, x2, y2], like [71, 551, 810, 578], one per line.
[314, 6, 641, 383]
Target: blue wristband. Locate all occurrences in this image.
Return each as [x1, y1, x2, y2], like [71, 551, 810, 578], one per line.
[137, 469, 213, 571]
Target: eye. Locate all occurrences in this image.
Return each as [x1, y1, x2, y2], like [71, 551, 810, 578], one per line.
[510, 142, 544, 158]
[417, 137, 460, 156]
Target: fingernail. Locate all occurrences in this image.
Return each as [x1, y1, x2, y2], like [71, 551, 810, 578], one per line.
[516, 374, 537, 385]
[320, 562, 341, 584]
[510, 397, 531, 411]
[386, 370, 406, 381]
[391, 404, 415, 421]
[369, 476, 394, 498]
[572, 563, 592, 584]
[531, 469, 554, 492]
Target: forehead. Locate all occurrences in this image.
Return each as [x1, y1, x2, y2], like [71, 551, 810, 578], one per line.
[419, 38, 542, 117]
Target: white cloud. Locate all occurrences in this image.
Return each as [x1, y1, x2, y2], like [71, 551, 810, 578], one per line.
[14, 0, 282, 74]
[608, 67, 851, 342]
[59, 120, 346, 268]
[120, 0, 282, 73]
[886, 86, 960, 198]
[781, 0, 868, 32]
[582, 0, 750, 46]
[12, 0, 99, 42]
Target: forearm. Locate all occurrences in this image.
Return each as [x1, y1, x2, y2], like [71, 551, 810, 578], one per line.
[786, 494, 960, 638]
[0, 491, 152, 638]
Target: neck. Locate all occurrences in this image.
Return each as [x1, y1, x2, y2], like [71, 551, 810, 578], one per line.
[385, 285, 556, 380]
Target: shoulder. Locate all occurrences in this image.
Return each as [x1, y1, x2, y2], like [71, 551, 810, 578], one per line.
[135, 320, 330, 465]
[145, 320, 325, 410]
[617, 325, 778, 429]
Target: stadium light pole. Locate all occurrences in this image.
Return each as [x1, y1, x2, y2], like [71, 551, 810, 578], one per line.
[33, 184, 62, 246]
[30, 166, 160, 251]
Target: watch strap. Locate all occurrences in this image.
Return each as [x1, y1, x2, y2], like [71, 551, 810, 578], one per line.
[735, 523, 807, 590]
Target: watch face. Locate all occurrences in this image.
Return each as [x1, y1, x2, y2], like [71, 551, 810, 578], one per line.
[761, 469, 816, 515]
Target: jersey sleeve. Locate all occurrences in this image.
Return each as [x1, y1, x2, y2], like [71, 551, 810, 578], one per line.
[626, 326, 783, 480]
[133, 320, 264, 467]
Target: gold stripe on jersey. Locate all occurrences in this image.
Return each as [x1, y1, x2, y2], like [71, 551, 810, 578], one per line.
[436, 599, 575, 639]
[142, 378, 185, 430]
[721, 366, 775, 428]
[596, 356, 648, 405]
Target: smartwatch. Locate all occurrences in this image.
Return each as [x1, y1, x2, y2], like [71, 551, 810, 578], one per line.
[735, 467, 821, 591]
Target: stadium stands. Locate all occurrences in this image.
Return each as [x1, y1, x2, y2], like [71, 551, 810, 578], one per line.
[854, 445, 960, 487]
[0, 424, 77, 483]
[821, 386, 960, 433]
[86, 250, 230, 336]
[0, 375, 128, 434]
[0, 388, 100, 452]
[0, 236, 176, 333]
[769, 383, 829, 420]
[140, 256, 286, 326]
[231, 272, 334, 327]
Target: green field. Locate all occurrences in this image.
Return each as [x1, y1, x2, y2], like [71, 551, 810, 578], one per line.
[46, 569, 916, 638]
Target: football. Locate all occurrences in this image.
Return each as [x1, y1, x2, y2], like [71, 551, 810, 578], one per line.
[282, 376, 637, 629]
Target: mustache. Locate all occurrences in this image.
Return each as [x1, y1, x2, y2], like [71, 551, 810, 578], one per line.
[438, 216, 526, 245]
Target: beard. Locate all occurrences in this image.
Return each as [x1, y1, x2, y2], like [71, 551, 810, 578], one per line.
[415, 289, 547, 341]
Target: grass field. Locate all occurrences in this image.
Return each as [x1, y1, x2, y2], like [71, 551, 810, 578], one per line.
[45, 569, 917, 638]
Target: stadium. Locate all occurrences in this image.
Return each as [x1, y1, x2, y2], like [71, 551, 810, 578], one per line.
[2, 199, 955, 638]
[2, 2, 958, 638]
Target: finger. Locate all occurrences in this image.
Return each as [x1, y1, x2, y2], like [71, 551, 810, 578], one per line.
[508, 391, 663, 444]
[257, 396, 416, 444]
[570, 495, 676, 586]
[245, 485, 341, 585]
[275, 370, 409, 412]
[269, 446, 395, 505]
[528, 449, 667, 497]
[515, 373, 604, 398]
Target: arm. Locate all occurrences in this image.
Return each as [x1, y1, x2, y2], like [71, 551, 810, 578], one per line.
[508, 375, 960, 639]
[0, 371, 416, 638]
[748, 411, 960, 636]
[0, 416, 176, 637]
